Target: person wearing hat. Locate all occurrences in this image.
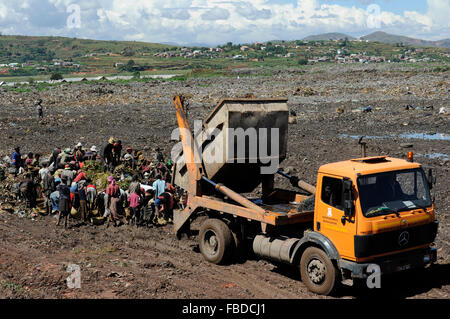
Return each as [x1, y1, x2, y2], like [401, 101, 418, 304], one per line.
[60, 148, 73, 167]
[84, 145, 98, 161]
[123, 147, 134, 169]
[61, 164, 74, 186]
[74, 143, 85, 163]
[100, 138, 115, 173]
[106, 176, 123, 226]
[50, 178, 62, 214]
[56, 176, 71, 228]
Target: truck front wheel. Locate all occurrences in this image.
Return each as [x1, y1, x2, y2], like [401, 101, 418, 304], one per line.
[300, 247, 338, 295]
[199, 218, 233, 265]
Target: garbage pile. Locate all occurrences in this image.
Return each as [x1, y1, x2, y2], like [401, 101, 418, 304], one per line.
[0, 138, 182, 229]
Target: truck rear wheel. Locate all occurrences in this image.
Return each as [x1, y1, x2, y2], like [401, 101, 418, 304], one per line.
[300, 247, 338, 295]
[199, 218, 233, 265]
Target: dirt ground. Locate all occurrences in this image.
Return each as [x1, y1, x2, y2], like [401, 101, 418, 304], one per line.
[0, 64, 449, 299]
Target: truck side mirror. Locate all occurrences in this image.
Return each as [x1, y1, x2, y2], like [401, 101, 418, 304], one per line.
[427, 168, 436, 190]
[342, 178, 354, 218]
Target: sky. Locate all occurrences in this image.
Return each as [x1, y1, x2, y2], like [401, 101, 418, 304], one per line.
[0, 0, 449, 46]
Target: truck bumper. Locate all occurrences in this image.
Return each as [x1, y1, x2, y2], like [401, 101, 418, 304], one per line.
[338, 247, 437, 279]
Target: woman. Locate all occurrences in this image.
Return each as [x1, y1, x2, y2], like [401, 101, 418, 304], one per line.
[106, 176, 123, 226]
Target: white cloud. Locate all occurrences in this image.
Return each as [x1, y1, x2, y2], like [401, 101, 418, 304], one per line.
[0, 0, 448, 44]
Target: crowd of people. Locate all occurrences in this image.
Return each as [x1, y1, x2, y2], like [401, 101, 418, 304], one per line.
[1, 138, 181, 229]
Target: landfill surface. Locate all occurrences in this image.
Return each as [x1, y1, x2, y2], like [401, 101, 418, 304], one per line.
[0, 64, 449, 299]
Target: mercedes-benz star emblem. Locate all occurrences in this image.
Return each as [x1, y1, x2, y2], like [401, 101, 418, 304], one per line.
[398, 231, 410, 246]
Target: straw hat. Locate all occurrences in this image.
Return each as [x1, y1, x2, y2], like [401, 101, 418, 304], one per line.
[90, 145, 98, 152]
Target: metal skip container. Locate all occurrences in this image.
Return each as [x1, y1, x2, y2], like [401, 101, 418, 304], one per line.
[173, 98, 289, 194]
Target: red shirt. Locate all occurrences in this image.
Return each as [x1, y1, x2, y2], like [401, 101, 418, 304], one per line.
[106, 184, 120, 198]
[73, 172, 87, 183]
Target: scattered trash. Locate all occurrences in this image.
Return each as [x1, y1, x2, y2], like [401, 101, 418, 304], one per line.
[439, 107, 447, 114]
[288, 115, 297, 124]
[292, 86, 317, 96]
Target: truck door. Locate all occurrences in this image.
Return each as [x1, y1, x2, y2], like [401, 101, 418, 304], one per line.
[315, 175, 357, 260]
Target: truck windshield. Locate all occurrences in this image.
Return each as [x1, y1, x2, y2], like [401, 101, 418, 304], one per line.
[357, 168, 432, 218]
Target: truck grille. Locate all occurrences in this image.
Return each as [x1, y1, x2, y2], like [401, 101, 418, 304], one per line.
[354, 221, 438, 258]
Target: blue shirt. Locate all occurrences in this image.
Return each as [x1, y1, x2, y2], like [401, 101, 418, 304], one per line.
[152, 179, 166, 198]
[12, 152, 21, 166]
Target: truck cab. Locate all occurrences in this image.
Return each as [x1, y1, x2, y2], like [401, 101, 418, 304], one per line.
[314, 156, 438, 282]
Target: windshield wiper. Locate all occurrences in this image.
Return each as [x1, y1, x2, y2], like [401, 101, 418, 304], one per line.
[366, 206, 399, 217]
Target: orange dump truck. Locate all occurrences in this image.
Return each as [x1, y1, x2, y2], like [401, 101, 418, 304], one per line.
[171, 95, 439, 295]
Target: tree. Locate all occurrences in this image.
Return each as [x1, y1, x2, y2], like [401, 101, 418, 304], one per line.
[132, 71, 141, 79]
[50, 73, 63, 80]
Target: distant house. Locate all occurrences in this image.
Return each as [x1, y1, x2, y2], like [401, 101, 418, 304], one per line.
[286, 53, 294, 58]
[240, 46, 250, 51]
[233, 55, 244, 60]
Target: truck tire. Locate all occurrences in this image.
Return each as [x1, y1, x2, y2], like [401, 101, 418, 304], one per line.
[199, 218, 233, 265]
[300, 246, 338, 295]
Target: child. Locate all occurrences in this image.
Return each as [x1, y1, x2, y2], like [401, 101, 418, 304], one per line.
[127, 191, 141, 227]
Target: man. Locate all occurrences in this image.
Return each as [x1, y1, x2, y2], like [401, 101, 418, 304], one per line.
[152, 174, 166, 222]
[39, 162, 50, 182]
[84, 146, 98, 161]
[152, 175, 166, 199]
[74, 143, 85, 163]
[20, 173, 37, 209]
[36, 99, 43, 119]
[101, 138, 115, 172]
[123, 147, 134, 168]
[141, 189, 155, 226]
[86, 183, 97, 216]
[154, 147, 164, 163]
[48, 148, 61, 173]
[60, 148, 73, 167]
[61, 165, 75, 186]
[50, 178, 61, 214]
[43, 170, 56, 214]
[154, 190, 175, 225]
[73, 169, 87, 184]
[78, 183, 88, 223]
[128, 174, 140, 194]
[112, 140, 122, 167]
[12, 147, 22, 170]
[57, 177, 71, 228]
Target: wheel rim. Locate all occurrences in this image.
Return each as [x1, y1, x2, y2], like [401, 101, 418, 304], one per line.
[203, 229, 219, 256]
[307, 258, 326, 285]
